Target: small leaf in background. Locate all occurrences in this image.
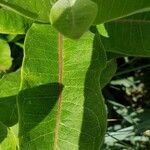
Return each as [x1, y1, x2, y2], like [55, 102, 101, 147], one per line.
[97, 24, 109, 38]
[0, 39, 12, 72]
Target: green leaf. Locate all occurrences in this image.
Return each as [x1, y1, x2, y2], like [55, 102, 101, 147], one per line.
[93, 0, 150, 24]
[50, 0, 98, 39]
[0, 0, 53, 34]
[0, 0, 52, 23]
[0, 39, 12, 71]
[18, 24, 107, 149]
[98, 12, 150, 57]
[0, 0, 38, 20]
[100, 59, 117, 89]
[97, 24, 109, 38]
[0, 122, 18, 150]
[0, 9, 32, 34]
[0, 71, 20, 126]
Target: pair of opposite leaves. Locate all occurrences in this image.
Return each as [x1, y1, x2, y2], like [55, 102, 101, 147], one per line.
[50, 0, 98, 39]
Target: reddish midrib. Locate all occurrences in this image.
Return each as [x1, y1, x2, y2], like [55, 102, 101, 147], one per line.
[54, 33, 63, 150]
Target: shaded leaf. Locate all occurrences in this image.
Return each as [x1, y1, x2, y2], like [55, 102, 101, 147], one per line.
[0, 122, 18, 150]
[100, 59, 117, 89]
[93, 0, 150, 24]
[0, 71, 20, 126]
[98, 12, 150, 56]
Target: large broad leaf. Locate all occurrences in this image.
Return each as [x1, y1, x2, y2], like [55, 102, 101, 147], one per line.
[0, 71, 20, 126]
[0, 122, 18, 150]
[0, 39, 11, 71]
[98, 12, 150, 57]
[18, 24, 107, 149]
[93, 0, 150, 24]
[0, 0, 52, 23]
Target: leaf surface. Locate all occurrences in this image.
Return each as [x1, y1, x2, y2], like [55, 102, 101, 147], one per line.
[0, 122, 18, 150]
[98, 12, 150, 56]
[93, 0, 150, 24]
[0, 39, 11, 71]
[18, 23, 107, 149]
[0, 0, 52, 23]
[0, 71, 20, 126]
[0, 8, 32, 34]
[100, 59, 117, 89]
[50, 0, 98, 39]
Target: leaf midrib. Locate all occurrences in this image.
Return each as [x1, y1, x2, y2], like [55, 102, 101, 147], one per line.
[116, 18, 150, 24]
[54, 33, 63, 149]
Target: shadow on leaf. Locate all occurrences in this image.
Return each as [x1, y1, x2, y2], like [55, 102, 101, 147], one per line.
[18, 82, 63, 144]
[0, 97, 18, 127]
[0, 122, 7, 143]
[79, 33, 107, 149]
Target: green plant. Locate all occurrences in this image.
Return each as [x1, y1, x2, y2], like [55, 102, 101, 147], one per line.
[102, 57, 150, 149]
[0, 0, 150, 149]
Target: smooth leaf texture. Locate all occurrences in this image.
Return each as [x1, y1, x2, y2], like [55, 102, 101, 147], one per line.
[0, 71, 20, 126]
[18, 24, 107, 149]
[50, 0, 98, 39]
[0, 122, 18, 150]
[0, 39, 11, 71]
[0, 0, 52, 23]
[100, 59, 117, 89]
[93, 0, 150, 24]
[98, 12, 150, 57]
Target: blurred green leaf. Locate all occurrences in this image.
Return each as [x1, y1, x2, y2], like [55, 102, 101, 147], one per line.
[0, 39, 12, 71]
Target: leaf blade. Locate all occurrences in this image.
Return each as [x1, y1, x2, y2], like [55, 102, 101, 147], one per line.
[98, 12, 150, 56]
[18, 24, 107, 149]
[93, 0, 150, 24]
